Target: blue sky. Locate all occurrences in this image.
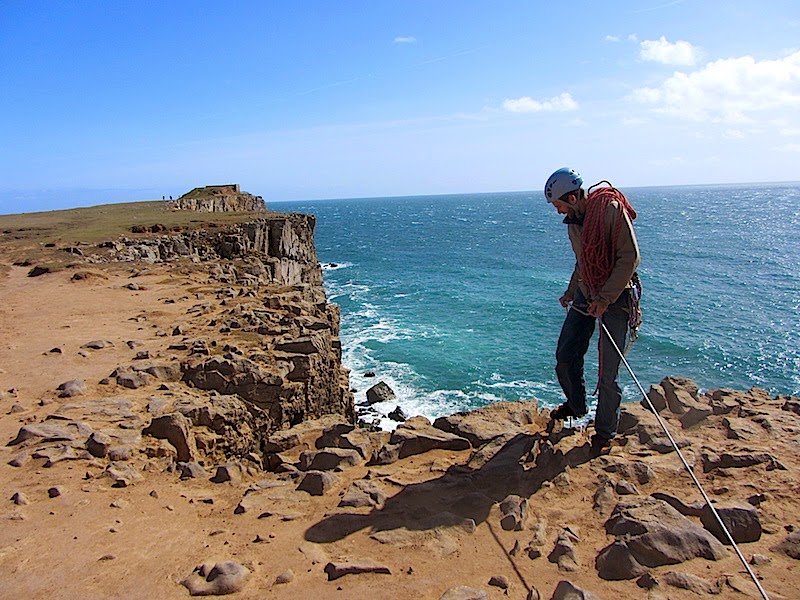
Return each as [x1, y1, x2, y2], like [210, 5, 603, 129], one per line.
[1, 0, 799, 213]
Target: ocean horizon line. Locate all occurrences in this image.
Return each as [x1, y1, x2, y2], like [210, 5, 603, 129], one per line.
[1, 179, 799, 217]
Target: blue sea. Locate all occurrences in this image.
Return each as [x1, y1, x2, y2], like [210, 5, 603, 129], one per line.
[271, 183, 800, 429]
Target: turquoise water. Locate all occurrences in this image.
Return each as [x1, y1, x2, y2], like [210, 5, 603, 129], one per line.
[271, 183, 800, 428]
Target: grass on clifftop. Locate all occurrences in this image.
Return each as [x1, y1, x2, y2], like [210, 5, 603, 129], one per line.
[0, 200, 278, 250]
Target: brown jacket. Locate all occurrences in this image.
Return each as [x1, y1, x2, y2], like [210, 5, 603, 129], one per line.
[564, 199, 640, 306]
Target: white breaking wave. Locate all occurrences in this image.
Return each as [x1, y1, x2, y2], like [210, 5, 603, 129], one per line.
[320, 261, 353, 271]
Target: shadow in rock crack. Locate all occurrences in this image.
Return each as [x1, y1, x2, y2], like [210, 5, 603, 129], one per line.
[304, 427, 598, 544]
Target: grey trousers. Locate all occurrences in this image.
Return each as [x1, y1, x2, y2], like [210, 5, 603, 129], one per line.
[555, 288, 629, 439]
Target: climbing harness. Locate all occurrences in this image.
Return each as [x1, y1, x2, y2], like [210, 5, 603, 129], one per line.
[575, 304, 772, 600]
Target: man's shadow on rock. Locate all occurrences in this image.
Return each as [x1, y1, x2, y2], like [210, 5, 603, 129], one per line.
[305, 426, 598, 544]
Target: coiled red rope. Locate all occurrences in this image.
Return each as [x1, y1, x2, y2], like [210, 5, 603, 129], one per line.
[580, 181, 637, 297]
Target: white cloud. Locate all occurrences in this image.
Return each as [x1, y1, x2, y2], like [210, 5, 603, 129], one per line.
[632, 50, 800, 122]
[622, 116, 647, 126]
[640, 36, 699, 66]
[394, 36, 417, 44]
[779, 127, 800, 136]
[502, 92, 578, 113]
[723, 129, 745, 139]
[628, 34, 639, 42]
[775, 142, 800, 152]
[605, 35, 621, 42]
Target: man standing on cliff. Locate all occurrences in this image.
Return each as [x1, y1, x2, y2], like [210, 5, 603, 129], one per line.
[544, 168, 641, 451]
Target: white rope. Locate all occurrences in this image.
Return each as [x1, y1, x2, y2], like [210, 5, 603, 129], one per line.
[570, 305, 770, 600]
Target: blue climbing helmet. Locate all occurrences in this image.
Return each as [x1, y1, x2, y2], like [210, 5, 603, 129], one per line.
[544, 168, 583, 203]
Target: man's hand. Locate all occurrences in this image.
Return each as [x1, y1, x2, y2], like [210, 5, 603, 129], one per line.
[559, 294, 573, 308]
[587, 300, 608, 317]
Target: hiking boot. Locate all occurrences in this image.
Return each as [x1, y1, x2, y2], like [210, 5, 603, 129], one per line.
[590, 434, 613, 453]
[550, 403, 586, 421]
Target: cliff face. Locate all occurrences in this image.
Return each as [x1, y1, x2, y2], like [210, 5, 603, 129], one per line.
[102, 212, 354, 458]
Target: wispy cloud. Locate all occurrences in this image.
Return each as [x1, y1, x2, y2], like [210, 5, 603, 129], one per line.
[394, 36, 417, 44]
[640, 36, 700, 65]
[502, 92, 578, 113]
[775, 142, 800, 152]
[632, 50, 800, 123]
[723, 129, 745, 139]
[605, 35, 621, 43]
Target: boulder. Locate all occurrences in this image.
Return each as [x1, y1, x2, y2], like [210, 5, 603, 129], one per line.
[709, 389, 742, 414]
[339, 479, 386, 508]
[105, 462, 142, 487]
[702, 450, 784, 472]
[433, 399, 538, 447]
[551, 580, 602, 600]
[116, 371, 151, 389]
[662, 571, 722, 595]
[650, 492, 704, 517]
[366, 381, 396, 405]
[33, 444, 90, 467]
[315, 423, 378, 460]
[57, 379, 87, 398]
[210, 462, 245, 485]
[700, 503, 762, 544]
[177, 461, 207, 480]
[86, 431, 112, 458]
[8, 422, 92, 446]
[388, 405, 408, 422]
[548, 527, 580, 572]
[142, 413, 197, 462]
[643, 384, 667, 412]
[384, 416, 471, 461]
[772, 531, 800, 559]
[499, 494, 528, 531]
[678, 400, 713, 428]
[143, 364, 181, 381]
[298, 447, 362, 471]
[661, 376, 699, 414]
[596, 497, 726, 580]
[297, 470, 339, 496]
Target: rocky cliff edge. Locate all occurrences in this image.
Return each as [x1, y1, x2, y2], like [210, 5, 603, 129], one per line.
[0, 211, 799, 600]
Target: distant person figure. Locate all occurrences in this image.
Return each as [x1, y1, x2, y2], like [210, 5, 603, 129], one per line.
[162, 195, 165, 200]
[169, 195, 173, 201]
[543, 167, 641, 452]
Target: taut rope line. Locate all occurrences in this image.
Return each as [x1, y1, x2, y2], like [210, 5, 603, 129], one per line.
[571, 304, 770, 600]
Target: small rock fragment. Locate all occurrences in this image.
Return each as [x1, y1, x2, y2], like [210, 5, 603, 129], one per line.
[182, 561, 250, 596]
[274, 569, 294, 584]
[499, 494, 527, 531]
[11, 492, 29, 505]
[324, 559, 391, 581]
[439, 587, 488, 600]
[551, 580, 601, 600]
[57, 379, 87, 398]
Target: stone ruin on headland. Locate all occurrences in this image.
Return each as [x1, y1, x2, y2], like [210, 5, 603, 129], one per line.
[171, 184, 267, 213]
